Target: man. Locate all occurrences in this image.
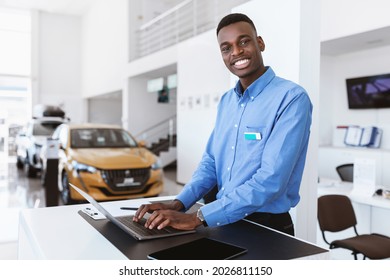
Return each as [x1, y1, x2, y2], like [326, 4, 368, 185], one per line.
[134, 13, 312, 236]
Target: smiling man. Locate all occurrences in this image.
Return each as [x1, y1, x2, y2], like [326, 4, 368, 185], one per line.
[134, 13, 312, 236]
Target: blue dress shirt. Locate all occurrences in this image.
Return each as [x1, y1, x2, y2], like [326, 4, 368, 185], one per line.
[176, 67, 313, 227]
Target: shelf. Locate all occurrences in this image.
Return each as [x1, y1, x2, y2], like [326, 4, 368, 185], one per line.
[319, 145, 390, 152]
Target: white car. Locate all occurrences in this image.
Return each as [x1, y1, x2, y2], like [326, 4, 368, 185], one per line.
[15, 117, 66, 177]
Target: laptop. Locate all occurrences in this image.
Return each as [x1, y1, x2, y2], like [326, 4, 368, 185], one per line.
[70, 183, 196, 241]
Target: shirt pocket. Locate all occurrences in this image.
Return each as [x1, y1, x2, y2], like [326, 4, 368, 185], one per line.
[243, 125, 267, 165]
[244, 125, 267, 141]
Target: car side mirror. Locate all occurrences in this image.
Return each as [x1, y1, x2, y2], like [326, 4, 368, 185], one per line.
[138, 140, 146, 147]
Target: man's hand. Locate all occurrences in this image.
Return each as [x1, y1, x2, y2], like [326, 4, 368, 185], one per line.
[144, 210, 202, 231]
[132, 200, 202, 230]
[132, 200, 184, 222]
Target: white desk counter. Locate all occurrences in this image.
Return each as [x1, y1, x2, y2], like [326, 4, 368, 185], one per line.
[318, 179, 390, 210]
[18, 196, 162, 260]
[18, 196, 328, 260]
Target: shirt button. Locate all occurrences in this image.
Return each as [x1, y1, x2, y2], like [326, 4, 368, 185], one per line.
[245, 213, 248, 216]
[222, 187, 225, 190]
[241, 104, 244, 107]
[217, 222, 220, 226]
[231, 146, 234, 149]
[234, 124, 238, 128]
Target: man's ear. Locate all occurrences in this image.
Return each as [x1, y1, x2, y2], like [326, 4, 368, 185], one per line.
[257, 36, 265, 52]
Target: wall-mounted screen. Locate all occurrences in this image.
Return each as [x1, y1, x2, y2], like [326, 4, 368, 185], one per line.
[346, 73, 390, 109]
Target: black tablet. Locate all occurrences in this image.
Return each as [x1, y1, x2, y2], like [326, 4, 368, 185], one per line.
[147, 237, 247, 260]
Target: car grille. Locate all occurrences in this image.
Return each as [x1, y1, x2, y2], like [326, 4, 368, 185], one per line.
[101, 167, 151, 193]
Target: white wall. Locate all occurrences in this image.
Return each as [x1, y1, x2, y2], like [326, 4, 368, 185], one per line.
[36, 12, 83, 123]
[319, 0, 390, 188]
[126, 74, 177, 137]
[81, 0, 128, 98]
[320, 45, 390, 150]
[124, 45, 178, 136]
[319, 0, 390, 149]
[296, 0, 321, 242]
[88, 93, 122, 125]
[176, 30, 230, 183]
[235, 1, 301, 83]
[126, 45, 178, 77]
[319, 55, 336, 146]
[321, 0, 390, 41]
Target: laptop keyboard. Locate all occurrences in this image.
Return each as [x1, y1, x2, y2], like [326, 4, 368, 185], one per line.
[117, 216, 179, 236]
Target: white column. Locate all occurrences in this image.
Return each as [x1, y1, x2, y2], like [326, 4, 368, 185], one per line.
[295, 0, 321, 242]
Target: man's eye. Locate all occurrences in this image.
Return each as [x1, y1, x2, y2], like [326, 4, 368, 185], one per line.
[239, 39, 249, 46]
[221, 46, 231, 53]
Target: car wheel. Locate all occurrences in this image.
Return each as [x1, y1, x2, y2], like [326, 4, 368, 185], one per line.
[61, 172, 75, 205]
[16, 157, 24, 169]
[40, 166, 46, 187]
[25, 155, 37, 178]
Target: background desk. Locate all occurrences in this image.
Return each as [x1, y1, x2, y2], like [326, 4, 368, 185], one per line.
[18, 196, 329, 260]
[317, 179, 390, 259]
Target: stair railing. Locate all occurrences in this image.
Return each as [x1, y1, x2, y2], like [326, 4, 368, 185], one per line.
[133, 0, 251, 60]
[134, 115, 176, 149]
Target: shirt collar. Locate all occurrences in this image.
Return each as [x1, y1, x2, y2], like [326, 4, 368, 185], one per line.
[233, 66, 275, 99]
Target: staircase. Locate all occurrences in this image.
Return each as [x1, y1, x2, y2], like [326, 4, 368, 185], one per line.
[149, 134, 177, 168]
[135, 116, 177, 168]
[150, 134, 176, 155]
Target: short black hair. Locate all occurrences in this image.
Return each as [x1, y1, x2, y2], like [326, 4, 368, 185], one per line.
[216, 13, 257, 36]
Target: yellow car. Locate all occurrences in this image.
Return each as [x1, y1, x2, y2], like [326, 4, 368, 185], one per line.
[49, 123, 164, 204]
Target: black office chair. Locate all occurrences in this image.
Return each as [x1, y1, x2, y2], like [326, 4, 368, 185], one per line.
[336, 163, 354, 182]
[317, 194, 390, 260]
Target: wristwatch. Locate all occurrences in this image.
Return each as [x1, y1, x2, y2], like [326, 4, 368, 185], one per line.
[196, 209, 208, 227]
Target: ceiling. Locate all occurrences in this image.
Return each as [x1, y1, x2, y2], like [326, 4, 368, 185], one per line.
[0, 0, 95, 16]
[321, 26, 390, 56]
[0, 0, 184, 16]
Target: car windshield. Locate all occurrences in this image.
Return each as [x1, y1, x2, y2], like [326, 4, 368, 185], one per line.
[71, 128, 138, 148]
[33, 122, 62, 136]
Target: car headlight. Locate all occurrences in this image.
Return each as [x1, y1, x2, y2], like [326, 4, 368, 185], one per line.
[151, 158, 162, 170]
[72, 160, 97, 173]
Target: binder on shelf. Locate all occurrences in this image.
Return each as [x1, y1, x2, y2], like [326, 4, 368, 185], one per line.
[333, 125, 349, 147]
[344, 126, 382, 148]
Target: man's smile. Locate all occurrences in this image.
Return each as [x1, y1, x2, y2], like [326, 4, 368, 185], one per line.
[232, 58, 250, 69]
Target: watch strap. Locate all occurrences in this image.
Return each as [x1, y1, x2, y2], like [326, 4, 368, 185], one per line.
[197, 209, 208, 227]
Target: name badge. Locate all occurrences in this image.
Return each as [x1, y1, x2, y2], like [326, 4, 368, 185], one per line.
[244, 132, 261, 140]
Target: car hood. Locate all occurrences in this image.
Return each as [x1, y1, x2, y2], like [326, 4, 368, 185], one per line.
[69, 147, 157, 169]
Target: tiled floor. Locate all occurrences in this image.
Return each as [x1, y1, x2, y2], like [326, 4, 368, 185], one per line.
[0, 156, 183, 260]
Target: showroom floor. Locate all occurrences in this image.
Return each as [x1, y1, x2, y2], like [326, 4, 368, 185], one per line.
[0, 156, 183, 260]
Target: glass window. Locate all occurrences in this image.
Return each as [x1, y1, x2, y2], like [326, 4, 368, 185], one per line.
[32, 121, 63, 136]
[0, 8, 31, 76]
[0, 8, 32, 129]
[71, 129, 138, 148]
